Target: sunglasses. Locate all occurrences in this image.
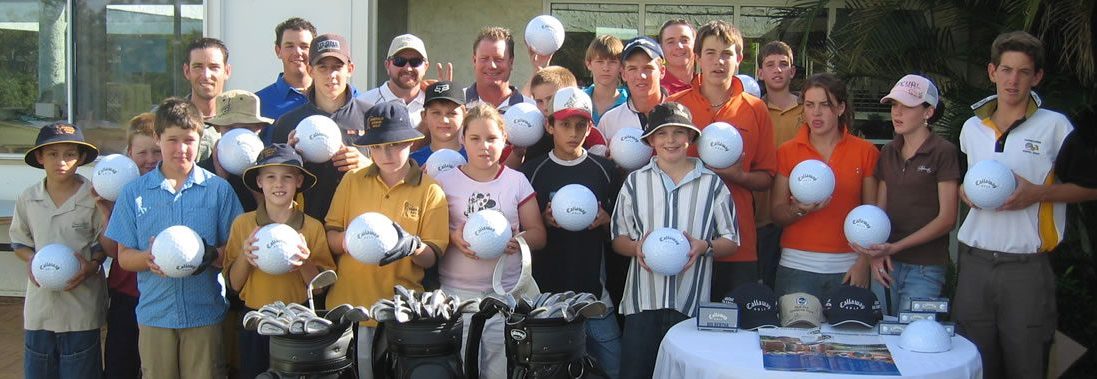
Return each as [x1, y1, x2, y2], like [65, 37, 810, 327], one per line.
[390, 56, 425, 68]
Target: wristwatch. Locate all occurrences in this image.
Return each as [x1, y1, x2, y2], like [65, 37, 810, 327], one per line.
[794, 208, 807, 217]
[704, 240, 714, 257]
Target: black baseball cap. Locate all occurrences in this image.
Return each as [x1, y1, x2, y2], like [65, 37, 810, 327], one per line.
[622, 36, 663, 62]
[723, 282, 780, 330]
[243, 143, 317, 194]
[824, 285, 883, 328]
[354, 102, 425, 147]
[424, 80, 465, 106]
[25, 122, 99, 168]
[640, 102, 700, 145]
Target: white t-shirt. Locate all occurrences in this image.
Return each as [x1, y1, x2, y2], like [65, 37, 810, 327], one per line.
[434, 165, 537, 292]
[358, 82, 425, 128]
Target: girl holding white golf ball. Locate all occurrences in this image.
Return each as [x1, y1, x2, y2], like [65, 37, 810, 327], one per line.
[434, 104, 547, 379]
[770, 74, 880, 301]
[854, 75, 959, 314]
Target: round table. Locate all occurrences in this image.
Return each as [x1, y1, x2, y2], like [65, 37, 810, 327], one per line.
[654, 319, 982, 379]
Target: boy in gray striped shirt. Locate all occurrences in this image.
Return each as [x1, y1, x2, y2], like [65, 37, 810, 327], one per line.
[610, 102, 739, 379]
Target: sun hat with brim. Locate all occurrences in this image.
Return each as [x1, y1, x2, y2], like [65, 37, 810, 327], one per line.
[24, 122, 99, 169]
[354, 102, 425, 147]
[243, 143, 317, 194]
[639, 102, 700, 145]
[880, 74, 939, 108]
[207, 89, 275, 126]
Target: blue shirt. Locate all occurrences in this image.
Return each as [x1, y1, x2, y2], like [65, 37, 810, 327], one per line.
[410, 145, 467, 166]
[256, 73, 309, 122]
[584, 85, 629, 125]
[105, 164, 243, 329]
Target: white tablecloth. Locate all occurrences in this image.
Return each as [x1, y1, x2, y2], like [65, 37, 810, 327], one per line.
[654, 319, 982, 379]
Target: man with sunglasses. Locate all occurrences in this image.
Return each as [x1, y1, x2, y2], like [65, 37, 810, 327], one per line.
[360, 34, 431, 130]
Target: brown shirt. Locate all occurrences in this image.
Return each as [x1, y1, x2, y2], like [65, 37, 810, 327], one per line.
[875, 133, 961, 265]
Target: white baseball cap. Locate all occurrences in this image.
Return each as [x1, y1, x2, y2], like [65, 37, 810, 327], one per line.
[551, 87, 593, 121]
[387, 34, 428, 60]
[880, 74, 939, 107]
[779, 292, 824, 328]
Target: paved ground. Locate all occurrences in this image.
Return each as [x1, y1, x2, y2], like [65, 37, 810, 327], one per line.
[0, 297, 23, 378]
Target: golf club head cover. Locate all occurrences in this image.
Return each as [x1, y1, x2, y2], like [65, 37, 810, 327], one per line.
[380, 221, 423, 266]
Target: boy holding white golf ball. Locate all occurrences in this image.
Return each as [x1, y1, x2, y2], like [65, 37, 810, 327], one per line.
[609, 102, 739, 379]
[435, 104, 547, 378]
[519, 86, 621, 377]
[223, 144, 335, 378]
[323, 102, 450, 379]
[10, 122, 109, 378]
[106, 97, 244, 378]
[198, 90, 276, 213]
[670, 20, 779, 300]
[954, 31, 1076, 378]
[410, 80, 468, 165]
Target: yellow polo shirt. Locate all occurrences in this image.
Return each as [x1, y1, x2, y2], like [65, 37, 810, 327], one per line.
[755, 99, 804, 226]
[223, 204, 335, 309]
[324, 161, 449, 326]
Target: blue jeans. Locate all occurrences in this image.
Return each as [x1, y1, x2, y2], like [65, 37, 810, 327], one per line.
[774, 265, 846, 300]
[24, 329, 102, 379]
[884, 261, 946, 315]
[620, 309, 688, 379]
[585, 312, 621, 379]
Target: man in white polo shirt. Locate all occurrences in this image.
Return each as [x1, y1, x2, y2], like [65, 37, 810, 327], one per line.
[360, 34, 431, 129]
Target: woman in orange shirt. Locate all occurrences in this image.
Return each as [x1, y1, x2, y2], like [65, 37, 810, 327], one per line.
[770, 73, 879, 300]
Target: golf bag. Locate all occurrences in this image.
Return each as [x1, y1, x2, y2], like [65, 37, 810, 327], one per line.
[374, 318, 466, 379]
[256, 319, 357, 379]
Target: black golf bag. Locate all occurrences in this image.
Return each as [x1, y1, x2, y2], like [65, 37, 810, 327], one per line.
[374, 318, 466, 379]
[256, 319, 357, 379]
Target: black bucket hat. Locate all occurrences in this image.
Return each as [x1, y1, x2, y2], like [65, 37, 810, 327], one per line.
[354, 102, 425, 147]
[24, 122, 99, 168]
[640, 102, 701, 145]
[243, 143, 317, 194]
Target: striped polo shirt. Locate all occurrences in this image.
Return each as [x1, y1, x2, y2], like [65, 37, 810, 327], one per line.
[610, 157, 739, 317]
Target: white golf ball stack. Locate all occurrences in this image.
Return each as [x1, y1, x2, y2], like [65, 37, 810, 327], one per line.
[503, 103, 545, 147]
[217, 128, 264, 175]
[641, 228, 691, 276]
[295, 115, 343, 163]
[152, 225, 205, 278]
[698, 122, 744, 169]
[963, 159, 1016, 209]
[524, 15, 565, 55]
[345, 212, 400, 265]
[424, 149, 467, 178]
[844, 205, 892, 247]
[252, 224, 305, 275]
[31, 244, 80, 290]
[736, 75, 762, 98]
[463, 209, 513, 260]
[92, 154, 140, 201]
[790, 159, 836, 204]
[551, 184, 598, 231]
[609, 128, 653, 171]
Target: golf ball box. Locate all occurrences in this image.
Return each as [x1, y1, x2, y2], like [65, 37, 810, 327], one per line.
[697, 302, 739, 332]
[898, 311, 938, 324]
[910, 297, 950, 313]
[879, 321, 955, 336]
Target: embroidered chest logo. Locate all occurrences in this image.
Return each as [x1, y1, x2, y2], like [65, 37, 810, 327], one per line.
[1023, 139, 1042, 156]
[404, 201, 421, 219]
[917, 165, 933, 174]
[135, 196, 148, 216]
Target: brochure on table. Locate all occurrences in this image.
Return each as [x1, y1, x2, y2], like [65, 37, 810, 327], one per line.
[758, 326, 900, 376]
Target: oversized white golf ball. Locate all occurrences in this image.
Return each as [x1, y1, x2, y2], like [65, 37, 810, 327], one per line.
[424, 149, 467, 178]
[253, 223, 305, 275]
[698, 122, 744, 169]
[609, 128, 653, 171]
[295, 115, 343, 163]
[92, 154, 140, 201]
[345, 212, 399, 264]
[217, 128, 264, 175]
[524, 15, 566, 56]
[504, 102, 545, 147]
[790, 159, 836, 204]
[551, 184, 598, 231]
[641, 228, 691, 276]
[31, 244, 80, 290]
[737, 75, 762, 98]
[844, 205, 892, 247]
[963, 159, 1017, 209]
[152, 225, 205, 278]
[463, 209, 513, 260]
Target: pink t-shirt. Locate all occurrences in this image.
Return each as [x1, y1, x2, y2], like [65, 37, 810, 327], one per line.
[435, 165, 537, 292]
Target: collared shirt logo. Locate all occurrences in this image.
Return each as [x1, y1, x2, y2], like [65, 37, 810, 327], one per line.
[1023, 139, 1042, 155]
[917, 165, 933, 174]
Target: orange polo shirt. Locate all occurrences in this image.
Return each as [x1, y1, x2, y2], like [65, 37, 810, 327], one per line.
[670, 77, 777, 262]
[777, 125, 879, 253]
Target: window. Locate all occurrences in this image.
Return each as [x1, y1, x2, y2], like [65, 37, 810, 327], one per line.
[550, 3, 640, 87]
[0, 0, 69, 154]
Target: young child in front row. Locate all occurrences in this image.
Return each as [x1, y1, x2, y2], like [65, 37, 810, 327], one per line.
[11, 122, 109, 378]
[610, 102, 739, 379]
[411, 80, 468, 166]
[435, 104, 547, 378]
[106, 97, 244, 379]
[324, 102, 451, 379]
[519, 87, 621, 377]
[223, 144, 336, 378]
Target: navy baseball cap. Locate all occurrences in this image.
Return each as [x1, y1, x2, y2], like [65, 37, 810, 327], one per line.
[25, 122, 99, 168]
[355, 102, 425, 147]
[723, 282, 780, 330]
[824, 285, 883, 328]
[243, 143, 317, 194]
[622, 36, 663, 61]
